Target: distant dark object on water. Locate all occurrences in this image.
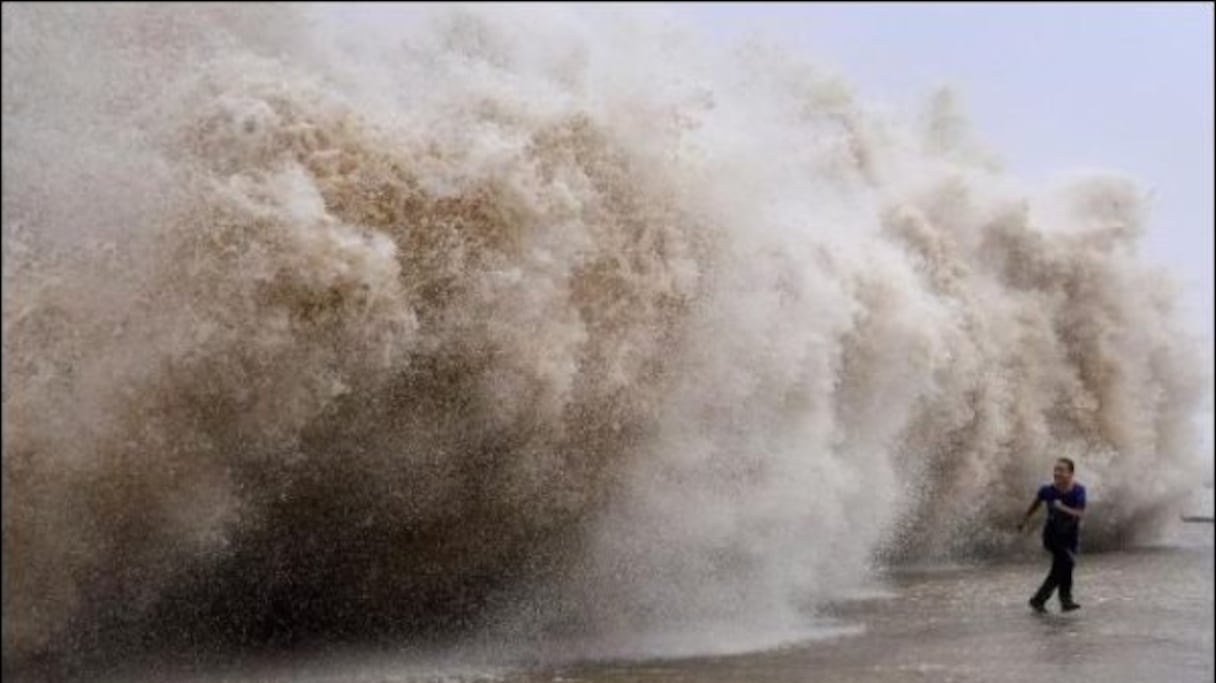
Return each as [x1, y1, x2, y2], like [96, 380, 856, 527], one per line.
[1180, 516, 1215, 523]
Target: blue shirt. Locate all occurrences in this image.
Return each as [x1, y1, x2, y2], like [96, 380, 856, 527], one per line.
[1037, 483, 1086, 551]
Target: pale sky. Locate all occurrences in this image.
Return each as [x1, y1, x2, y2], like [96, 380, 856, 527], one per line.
[682, 2, 1214, 346]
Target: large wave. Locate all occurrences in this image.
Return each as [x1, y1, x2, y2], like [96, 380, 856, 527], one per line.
[2, 3, 1208, 669]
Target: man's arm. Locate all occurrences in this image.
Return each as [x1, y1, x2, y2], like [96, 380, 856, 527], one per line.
[1051, 499, 1084, 518]
[1017, 496, 1042, 532]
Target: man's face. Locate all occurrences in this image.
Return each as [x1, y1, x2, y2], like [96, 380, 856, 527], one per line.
[1053, 462, 1073, 487]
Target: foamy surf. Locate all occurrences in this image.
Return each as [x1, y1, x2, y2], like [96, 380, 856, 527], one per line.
[2, 2, 1209, 670]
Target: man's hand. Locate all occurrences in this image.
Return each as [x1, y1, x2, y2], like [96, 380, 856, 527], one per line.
[1051, 498, 1083, 518]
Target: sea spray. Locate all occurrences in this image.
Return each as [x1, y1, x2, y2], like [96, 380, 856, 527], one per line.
[2, 3, 1207, 666]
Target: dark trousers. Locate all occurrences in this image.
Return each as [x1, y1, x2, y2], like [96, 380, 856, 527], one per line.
[1031, 543, 1075, 604]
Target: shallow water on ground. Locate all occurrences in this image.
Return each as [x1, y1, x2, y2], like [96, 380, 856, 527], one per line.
[500, 522, 1213, 683]
[57, 520, 1211, 683]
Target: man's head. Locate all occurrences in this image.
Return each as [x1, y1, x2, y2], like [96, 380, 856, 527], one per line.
[1053, 458, 1075, 487]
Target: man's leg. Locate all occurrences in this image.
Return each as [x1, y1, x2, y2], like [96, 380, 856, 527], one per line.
[1058, 547, 1079, 610]
[1030, 551, 1059, 609]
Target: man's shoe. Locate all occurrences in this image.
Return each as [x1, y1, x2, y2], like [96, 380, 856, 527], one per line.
[1060, 601, 1081, 612]
[1029, 599, 1047, 613]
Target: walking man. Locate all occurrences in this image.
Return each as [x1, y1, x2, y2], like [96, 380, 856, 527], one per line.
[1017, 457, 1086, 612]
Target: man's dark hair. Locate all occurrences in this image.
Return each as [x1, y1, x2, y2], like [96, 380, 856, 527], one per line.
[1057, 457, 1075, 473]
